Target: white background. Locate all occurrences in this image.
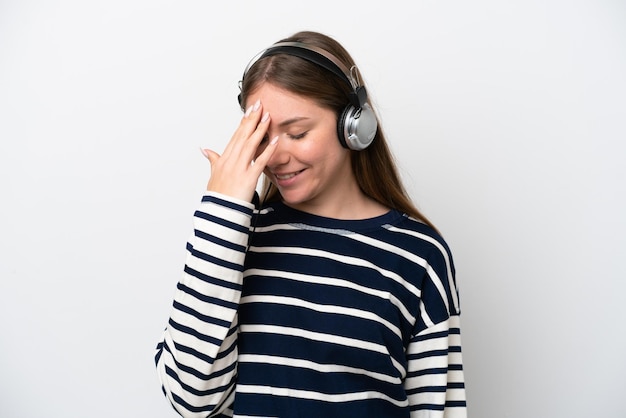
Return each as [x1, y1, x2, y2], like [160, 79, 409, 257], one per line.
[1, 1, 625, 417]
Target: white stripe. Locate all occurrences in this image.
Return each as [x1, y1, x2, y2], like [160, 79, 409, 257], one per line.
[236, 384, 409, 407]
[240, 294, 402, 339]
[244, 268, 416, 325]
[248, 245, 422, 298]
[254, 222, 457, 315]
[195, 215, 249, 247]
[407, 387, 466, 407]
[238, 354, 402, 384]
[386, 225, 460, 312]
[238, 324, 406, 376]
[234, 415, 278, 418]
[407, 317, 462, 355]
[347, 232, 450, 313]
[419, 299, 434, 328]
[239, 324, 387, 354]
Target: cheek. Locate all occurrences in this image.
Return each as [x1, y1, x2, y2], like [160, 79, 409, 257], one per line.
[303, 129, 342, 162]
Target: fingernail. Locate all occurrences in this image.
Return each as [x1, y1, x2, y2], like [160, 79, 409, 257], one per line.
[261, 112, 270, 122]
[270, 135, 279, 145]
[245, 105, 253, 117]
[252, 99, 261, 112]
[199, 147, 209, 158]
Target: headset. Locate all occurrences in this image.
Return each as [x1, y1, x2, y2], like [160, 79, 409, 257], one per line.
[238, 41, 378, 151]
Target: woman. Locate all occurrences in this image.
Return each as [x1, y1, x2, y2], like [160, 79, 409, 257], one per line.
[155, 30, 466, 418]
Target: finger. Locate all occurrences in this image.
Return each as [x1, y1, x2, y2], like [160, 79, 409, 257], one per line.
[201, 148, 220, 165]
[224, 109, 270, 167]
[222, 100, 263, 159]
[199, 147, 210, 160]
[250, 135, 279, 174]
[241, 111, 271, 156]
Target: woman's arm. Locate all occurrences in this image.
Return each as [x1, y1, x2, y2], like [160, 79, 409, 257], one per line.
[405, 315, 467, 418]
[403, 231, 467, 418]
[155, 98, 277, 417]
[155, 193, 254, 418]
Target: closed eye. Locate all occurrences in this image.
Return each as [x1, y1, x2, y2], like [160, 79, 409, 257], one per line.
[288, 131, 308, 140]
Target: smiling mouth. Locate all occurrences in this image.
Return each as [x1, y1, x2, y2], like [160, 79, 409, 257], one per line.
[274, 170, 304, 181]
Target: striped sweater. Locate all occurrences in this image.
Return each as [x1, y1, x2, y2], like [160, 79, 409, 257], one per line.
[155, 192, 466, 418]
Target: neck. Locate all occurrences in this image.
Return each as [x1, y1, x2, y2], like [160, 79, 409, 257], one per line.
[285, 189, 389, 220]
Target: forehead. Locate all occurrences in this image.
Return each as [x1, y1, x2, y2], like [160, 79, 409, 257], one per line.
[246, 83, 326, 117]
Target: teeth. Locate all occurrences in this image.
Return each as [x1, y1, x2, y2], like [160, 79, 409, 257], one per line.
[275, 173, 296, 180]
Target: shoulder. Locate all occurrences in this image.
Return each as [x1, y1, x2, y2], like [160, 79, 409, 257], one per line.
[383, 214, 454, 267]
[389, 216, 462, 325]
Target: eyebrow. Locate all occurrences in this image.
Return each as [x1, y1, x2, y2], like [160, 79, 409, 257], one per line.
[277, 116, 310, 128]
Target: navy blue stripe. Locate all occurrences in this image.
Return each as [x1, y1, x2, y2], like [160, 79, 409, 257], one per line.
[410, 403, 445, 411]
[170, 383, 236, 415]
[407, 385, 447, 395]
[414, 330, 447, 341]
[194, 210, 250, 234]
[154, 342, 163, 365]
[186, 242, 244, 272]
[172, 340, 215, 365]
[171, 392, 216, 414]
[406, 382, 463, 394]
[225, 323, 238, 337]
[407, 367, 449, 377]
[173, 300, 232, 328]
[195, 228, 247, 252]
[168, 318, 223, 347]
[407, 348, 449, 360]
[414, 329, 459, 342]
[165, 365, 235, 397]
[176, 282, 239, 311]
[446, 400, 467, 407]
[234, 392, 410, 418]
[213, 384, 237, 416]
[239, 296, 402, 346]
[215, 335, 237, 360]
[163, 339, 237, 382]
[237, 332, 396, 377]
[183, 265, 242, 292]
[167, 337, 237, 366]
[237, 360, 405, 398]
[201, 194, 253, 215]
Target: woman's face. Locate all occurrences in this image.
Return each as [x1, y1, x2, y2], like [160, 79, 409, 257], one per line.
[248, 83, 358, 216]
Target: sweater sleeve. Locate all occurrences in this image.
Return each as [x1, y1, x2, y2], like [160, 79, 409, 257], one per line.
[155, 192, 254, 418]
[404, 316, 466, 418]
[404, 238, 467, 418]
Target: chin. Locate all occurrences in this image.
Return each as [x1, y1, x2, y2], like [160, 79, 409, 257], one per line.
[281, 196, 307, 207]
[278, 191, 313, 208]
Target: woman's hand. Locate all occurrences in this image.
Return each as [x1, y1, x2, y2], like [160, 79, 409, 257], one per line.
[201, 100, 278, 203]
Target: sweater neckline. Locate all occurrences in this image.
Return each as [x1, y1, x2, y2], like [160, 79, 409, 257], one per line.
[268, 201, 405, 232]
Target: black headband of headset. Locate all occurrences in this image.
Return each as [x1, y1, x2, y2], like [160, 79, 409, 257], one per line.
[239, 42, 368, 109]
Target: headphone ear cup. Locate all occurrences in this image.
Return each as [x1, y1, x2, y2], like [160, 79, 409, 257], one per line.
[337, 103, 378, 151]
[337, 106, 351, 149]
